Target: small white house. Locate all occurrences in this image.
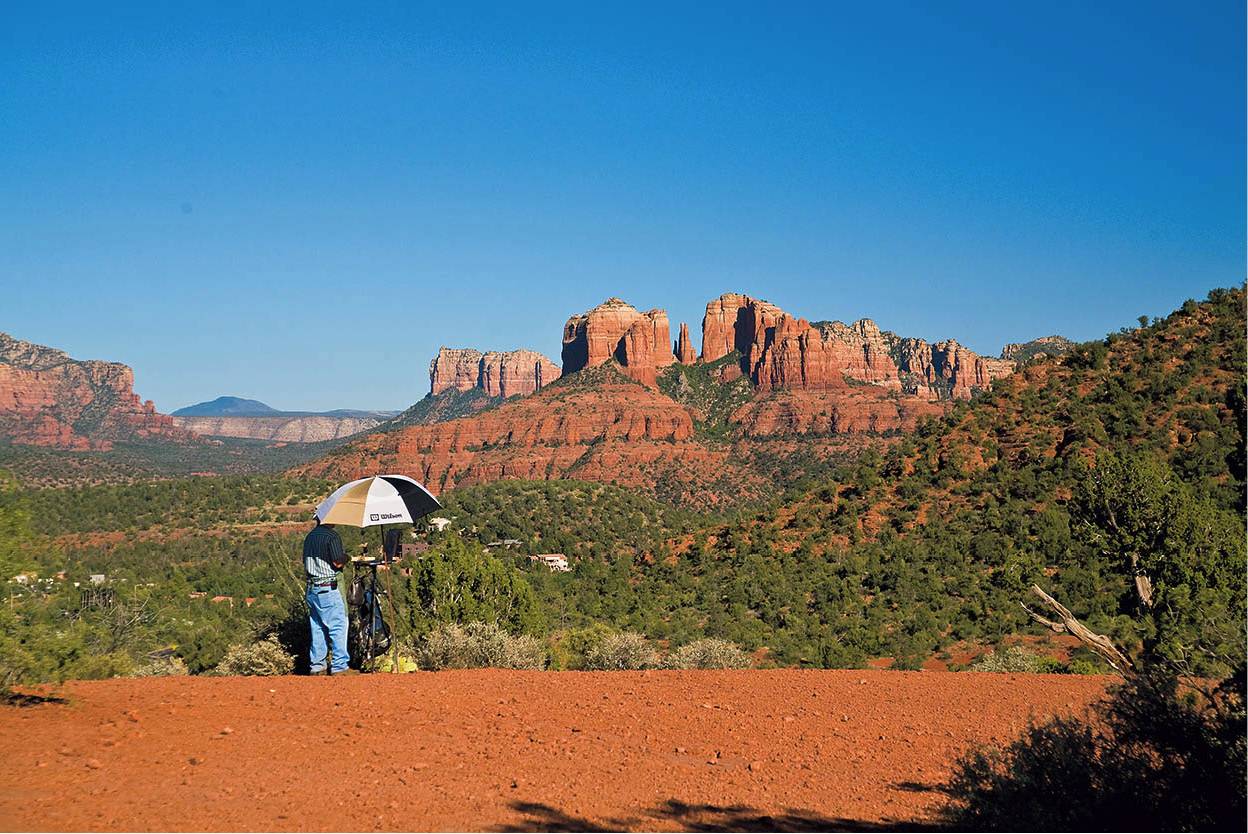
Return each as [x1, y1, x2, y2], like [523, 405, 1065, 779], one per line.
[428, 517, 452, 532]
[89, 574, 106, 586]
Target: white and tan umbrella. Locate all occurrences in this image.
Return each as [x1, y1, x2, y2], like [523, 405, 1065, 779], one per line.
[314, 475, 442, 527]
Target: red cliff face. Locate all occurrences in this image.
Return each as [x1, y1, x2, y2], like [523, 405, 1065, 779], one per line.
[892, 338, 1012, 400]
[701, 293, 785, 364]
[561, 299, 672, 387]
[698, 294, 846, 392]
[0, 333, 195, 450]
[429, 347, 560, 398]
[817, 319, 902, 390]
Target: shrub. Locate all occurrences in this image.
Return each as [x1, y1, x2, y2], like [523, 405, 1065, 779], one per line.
[585, 632, 657, 671]
[548, 623, 617, 670]
[945, 671, 1247, 830]
[971, 646, 1042, 673]
[413, 622, 546, 670]
[131, 656, 189, 678]
[663, 638, 751, 670]
[214, 637, 295, 677]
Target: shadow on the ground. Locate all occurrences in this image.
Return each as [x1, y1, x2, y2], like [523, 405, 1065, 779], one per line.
[495, 799, 947, 832]
[1, 689, 69, 708]
[893, 780, 952, 796]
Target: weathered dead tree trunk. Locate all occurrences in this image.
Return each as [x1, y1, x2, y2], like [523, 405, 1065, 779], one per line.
[1021, 584, 1134, 676]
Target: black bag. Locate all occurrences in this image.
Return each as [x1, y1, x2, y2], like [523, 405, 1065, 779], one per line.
[346, 577, 366, 607]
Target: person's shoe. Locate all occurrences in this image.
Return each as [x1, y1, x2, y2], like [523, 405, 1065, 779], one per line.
[309, 668, 330, 676]
[332, 668, 361, 676]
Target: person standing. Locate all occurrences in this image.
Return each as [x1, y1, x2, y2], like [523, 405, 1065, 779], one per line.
[302, 519, 357, 676]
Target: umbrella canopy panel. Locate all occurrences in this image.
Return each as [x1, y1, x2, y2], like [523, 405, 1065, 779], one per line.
[314, 475, 442, 527]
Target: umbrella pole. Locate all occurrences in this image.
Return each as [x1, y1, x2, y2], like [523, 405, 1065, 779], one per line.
[379, 524, 400, 673]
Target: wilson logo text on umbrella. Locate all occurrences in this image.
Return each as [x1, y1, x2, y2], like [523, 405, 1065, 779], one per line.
[370, 513, 405, 522]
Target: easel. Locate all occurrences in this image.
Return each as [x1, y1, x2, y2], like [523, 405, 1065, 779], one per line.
[350, 526, 401, 671]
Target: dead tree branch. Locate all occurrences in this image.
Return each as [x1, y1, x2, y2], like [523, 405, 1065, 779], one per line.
[1023, 584, 1134, 676]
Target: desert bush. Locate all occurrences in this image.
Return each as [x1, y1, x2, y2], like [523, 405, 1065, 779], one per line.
[548, 623, 617, 670]
[214, 636, 294, 677]
[663, 638, 751, 670]
[945, 671, 1246, 830]
[585, 632, 657, 671]
[971, 646, 1042, 673]
[414, 622, 546, 670]
[131, 656, 189, 678]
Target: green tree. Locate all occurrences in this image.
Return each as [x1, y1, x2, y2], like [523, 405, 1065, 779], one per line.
[406, 536, 541, 636]
[1070, 451, 1245, 675]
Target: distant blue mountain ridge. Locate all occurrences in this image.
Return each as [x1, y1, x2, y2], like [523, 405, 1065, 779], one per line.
[172, 396, 397, 419]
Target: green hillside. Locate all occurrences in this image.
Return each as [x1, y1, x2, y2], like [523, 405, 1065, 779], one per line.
[602, 286, 1244, 670]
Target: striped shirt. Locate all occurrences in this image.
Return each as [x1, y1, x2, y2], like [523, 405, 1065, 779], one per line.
[302, 525, 346, 583]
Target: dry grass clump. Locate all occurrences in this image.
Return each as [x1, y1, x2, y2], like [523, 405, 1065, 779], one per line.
[414, 622, 546, 670]
[663, 638, 751, 670]
[584, 632, 657, 670]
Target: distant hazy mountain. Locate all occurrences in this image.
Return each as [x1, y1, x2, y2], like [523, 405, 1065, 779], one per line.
[173, 397, 278, 417]
[174, 396, 398, 420]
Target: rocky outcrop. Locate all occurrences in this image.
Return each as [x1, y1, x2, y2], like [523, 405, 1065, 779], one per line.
[816, 320, 902, 390]
[698, 294, 845, 391]
[561, 299, 673, 387]
[1000, 335, 1075, 364]
[815, 319, 1014, 400]
[0, 332, 195, 450]
[429, 347, 560, 399]
[751, 315, 846, 392]
[891, 338, 1013, 400]
[675, 323, 697, 365]
[701, 293, 784, 364]
[172, 415, 383, 442]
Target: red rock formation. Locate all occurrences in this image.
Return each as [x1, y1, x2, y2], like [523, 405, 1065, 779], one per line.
[675, 323, 696, 365]
[295, 369, 704, 492]
[429, 348, 484, 395]
[0, 332, 195, 450]
[480, 350, 562, 398]
[619, 319, 658, 387]
[892, 338, 1012, 400]
[429, 347, 560, 398]
[817, 320, 902, 390]
[294, 361, 952, 506]
[561, 299, 672, 387]
[752, 316, 845, 392]
[648, 310, 674, 368]
[697, 295, 845, 392]
[701, 293, 785, 364]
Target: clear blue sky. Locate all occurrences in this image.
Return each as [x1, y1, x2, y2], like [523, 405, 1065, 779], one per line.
[2, 1, 1243, 412]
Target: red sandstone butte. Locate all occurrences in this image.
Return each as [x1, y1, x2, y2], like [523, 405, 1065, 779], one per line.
[699, 294, 846, 392]
[562, 298, 672, 387]
[0, 332, 194, 450]
[429, 347, 560, 398]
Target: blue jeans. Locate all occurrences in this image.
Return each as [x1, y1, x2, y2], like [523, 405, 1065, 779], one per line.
[307, 582, 350, 673]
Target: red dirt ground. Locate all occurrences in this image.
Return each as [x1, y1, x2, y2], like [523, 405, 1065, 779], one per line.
[0, 670, 1113, 832]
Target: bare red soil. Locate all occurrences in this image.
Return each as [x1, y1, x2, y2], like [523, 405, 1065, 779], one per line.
[1, 670, 1112, 832]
